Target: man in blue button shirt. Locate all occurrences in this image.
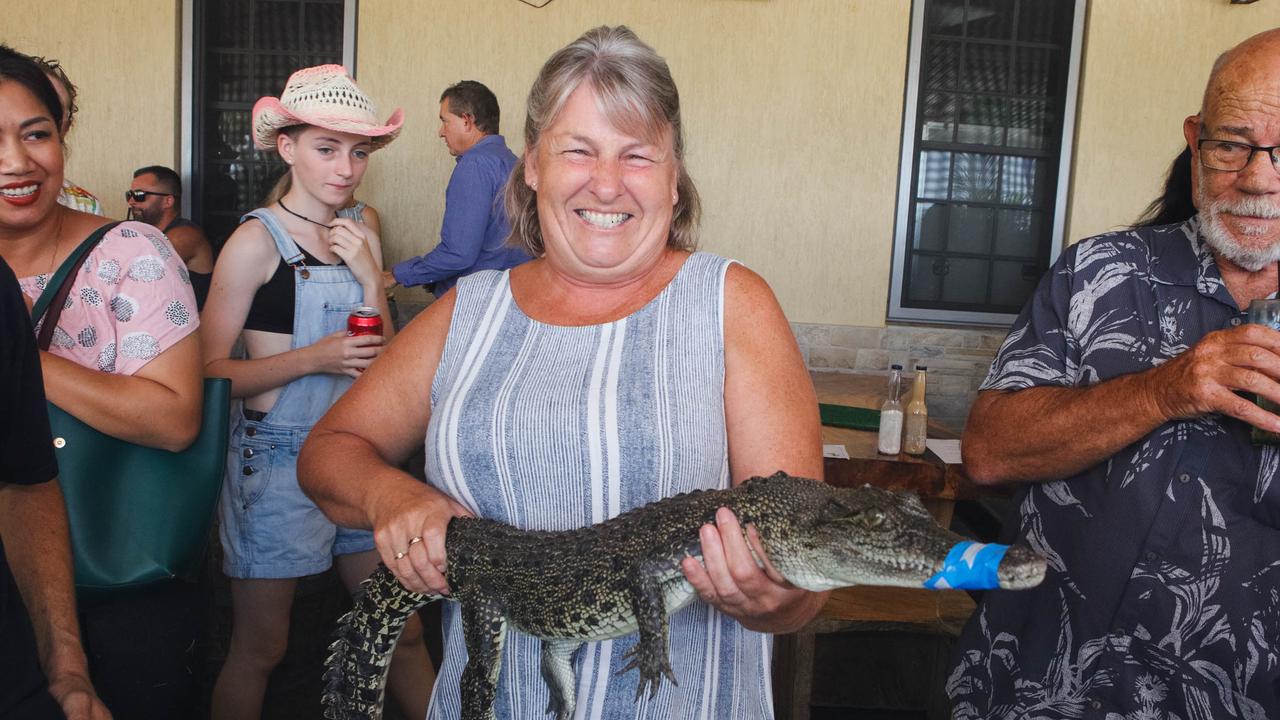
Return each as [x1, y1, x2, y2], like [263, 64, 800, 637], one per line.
[385, 81, 530, 297]
[951, 29, 1280, 718]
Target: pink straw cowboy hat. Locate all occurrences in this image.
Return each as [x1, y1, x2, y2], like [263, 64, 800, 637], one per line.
[252, 64, 404, 151]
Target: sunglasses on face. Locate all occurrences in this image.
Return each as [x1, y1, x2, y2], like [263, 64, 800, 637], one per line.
[124, 190, 171, 202]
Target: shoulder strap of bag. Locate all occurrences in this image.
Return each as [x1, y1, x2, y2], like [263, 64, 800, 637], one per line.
[32, 222, 122, 350]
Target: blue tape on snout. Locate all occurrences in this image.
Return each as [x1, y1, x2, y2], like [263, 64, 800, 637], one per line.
[922, 541, 1009, 590]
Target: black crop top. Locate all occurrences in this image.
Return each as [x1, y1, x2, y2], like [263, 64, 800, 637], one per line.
[242, 245, 345, 334]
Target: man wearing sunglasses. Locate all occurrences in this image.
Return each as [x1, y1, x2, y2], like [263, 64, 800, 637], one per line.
[127, 166, 213, 310]
[950, 29, 1280, 717]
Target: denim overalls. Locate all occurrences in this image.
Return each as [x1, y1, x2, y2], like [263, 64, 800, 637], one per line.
[218, 207, 376, 579]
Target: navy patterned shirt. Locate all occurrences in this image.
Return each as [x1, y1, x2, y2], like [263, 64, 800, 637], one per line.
[949, 217, 1280, 719]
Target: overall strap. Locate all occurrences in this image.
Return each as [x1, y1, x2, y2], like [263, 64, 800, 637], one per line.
[32, 222, 123, 349]
[242, 208, 306, 267]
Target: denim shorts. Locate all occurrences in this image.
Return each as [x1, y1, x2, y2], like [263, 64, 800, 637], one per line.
[218, 412, 375, 579]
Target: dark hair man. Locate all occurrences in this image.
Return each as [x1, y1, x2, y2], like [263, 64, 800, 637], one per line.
[950, 29, 1280, 717]
[383, 81, 530, 297]
[128, 166, 214, 309]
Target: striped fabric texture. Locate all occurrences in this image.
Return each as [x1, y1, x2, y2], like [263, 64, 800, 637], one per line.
[423, 252, 775, 720]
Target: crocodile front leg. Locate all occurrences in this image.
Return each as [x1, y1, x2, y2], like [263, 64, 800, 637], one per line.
[460, 597, 508, 720]
[539, 639, 583, 720]
[619, 563, 677, 699]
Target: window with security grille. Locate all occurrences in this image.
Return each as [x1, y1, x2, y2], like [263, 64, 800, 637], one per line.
[888, 0, 1085, 324]
[188, 0, 353, 250]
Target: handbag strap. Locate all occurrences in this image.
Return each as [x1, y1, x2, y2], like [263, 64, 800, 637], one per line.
[32, 222, 121, 351]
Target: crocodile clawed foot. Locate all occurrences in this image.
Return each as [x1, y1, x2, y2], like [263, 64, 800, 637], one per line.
[620, 644, 677, 700]
[545, 692, 572, 720]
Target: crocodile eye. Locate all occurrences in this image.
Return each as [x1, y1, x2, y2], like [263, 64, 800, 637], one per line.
[864, 509, 885, 528]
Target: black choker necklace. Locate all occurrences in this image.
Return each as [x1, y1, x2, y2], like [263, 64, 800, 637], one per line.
[278, 199, 334, 230]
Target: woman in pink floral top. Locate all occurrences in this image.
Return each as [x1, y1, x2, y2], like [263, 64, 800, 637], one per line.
[0, 46, 203, 720]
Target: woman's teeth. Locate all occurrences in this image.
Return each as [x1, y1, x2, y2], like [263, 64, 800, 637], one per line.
[0, 185, 37, 198]
[577, 210, 630, 229]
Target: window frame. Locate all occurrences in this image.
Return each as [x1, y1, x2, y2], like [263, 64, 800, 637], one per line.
[886, 0, 1088, 326]
[179, 0, 358, 220]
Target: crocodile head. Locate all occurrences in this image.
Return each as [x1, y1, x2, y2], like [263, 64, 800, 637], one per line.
[757, 481, 1045, 593]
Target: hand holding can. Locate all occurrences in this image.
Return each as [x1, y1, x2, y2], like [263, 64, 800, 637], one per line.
[347, 306, 383, 337]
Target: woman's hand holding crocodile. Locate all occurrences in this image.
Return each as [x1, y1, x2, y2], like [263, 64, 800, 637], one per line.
[680, 507, 815, 633]
[371, 481, 472, 596]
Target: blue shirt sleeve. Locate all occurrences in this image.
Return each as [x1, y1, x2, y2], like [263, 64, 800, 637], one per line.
[393, 155, 495, 288]
[980, 243, 1081, 392]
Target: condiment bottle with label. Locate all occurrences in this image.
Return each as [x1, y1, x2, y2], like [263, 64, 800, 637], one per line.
[902, 365, 929, 456]
[877, 364, 904, 455]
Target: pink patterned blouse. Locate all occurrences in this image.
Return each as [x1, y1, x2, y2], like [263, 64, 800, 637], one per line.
[20, 221, 199, 376]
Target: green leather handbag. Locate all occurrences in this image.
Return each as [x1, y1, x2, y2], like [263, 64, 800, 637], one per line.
[33, 224, 230, 592]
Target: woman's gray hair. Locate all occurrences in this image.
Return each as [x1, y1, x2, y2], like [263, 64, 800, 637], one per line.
[505, 25, 701, 256]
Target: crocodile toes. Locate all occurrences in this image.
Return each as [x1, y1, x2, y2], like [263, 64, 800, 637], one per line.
[544, 696, 572, 720]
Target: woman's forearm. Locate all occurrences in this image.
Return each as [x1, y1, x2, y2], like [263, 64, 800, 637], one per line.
[205, 345, 320, 399]
[299, 427, 426, 528]
[41, 353, 200, 451]
[0, 482, 90, 686]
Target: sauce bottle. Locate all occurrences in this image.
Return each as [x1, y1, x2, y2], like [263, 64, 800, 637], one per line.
[903, 365, 929, 456]
[877, 364, 904, 455]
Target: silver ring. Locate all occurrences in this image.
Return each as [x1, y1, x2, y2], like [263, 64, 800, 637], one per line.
[408, 536, 423, 547]
[394, 551, 406, 560]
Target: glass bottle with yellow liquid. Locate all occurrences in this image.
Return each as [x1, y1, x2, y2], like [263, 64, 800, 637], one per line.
[902, 365, 929, 456]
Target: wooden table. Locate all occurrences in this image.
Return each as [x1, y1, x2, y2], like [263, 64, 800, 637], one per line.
[773, 372, 986, 720]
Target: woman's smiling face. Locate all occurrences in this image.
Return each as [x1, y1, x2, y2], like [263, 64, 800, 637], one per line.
[0, 80, 64, 231]
[524, 83, 679, 285]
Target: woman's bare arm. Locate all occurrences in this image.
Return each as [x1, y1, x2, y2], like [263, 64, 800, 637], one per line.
[41, 331, 202, 452]
[681, 263, 828, 634]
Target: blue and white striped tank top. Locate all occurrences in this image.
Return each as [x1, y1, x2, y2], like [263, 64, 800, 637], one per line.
[423, 251, 775, 720]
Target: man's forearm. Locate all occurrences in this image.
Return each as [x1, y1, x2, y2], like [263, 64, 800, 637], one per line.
[391, 247, 467, 288]
[0, 481, 90, 683]
[963, 370, 1169, 485]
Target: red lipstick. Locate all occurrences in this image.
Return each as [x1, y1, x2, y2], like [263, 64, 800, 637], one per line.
[0, 182, 40, 207]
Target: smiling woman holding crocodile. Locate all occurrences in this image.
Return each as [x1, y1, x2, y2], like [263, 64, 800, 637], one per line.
[299, 25, 825, 718]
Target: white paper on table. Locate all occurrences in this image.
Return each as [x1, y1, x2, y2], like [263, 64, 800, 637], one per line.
[823, 444, 850, 460]
[926, 439, 963, 464]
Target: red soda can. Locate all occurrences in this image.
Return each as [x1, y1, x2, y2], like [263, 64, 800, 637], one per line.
[347, 307, 383, 337]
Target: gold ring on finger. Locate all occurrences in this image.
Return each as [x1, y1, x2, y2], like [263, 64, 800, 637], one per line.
[408, 536, 423, 547]
[394, 551, 406, 560]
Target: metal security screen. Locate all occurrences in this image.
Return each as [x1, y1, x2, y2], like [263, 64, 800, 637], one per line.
[890, 0, 1083, 324]
[191, 0, 348, 249]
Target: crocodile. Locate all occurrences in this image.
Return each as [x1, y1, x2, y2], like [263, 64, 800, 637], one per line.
[322, 472, 1045, 720]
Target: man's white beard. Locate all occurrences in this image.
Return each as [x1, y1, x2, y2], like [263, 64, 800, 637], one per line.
[1199, 184, 1280, 271]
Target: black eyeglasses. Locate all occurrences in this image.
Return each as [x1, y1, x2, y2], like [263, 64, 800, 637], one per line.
[1197, 139, 1280, 172]
[124, 189, 172, 202]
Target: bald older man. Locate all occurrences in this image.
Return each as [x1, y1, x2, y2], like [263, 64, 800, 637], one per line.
[949, 30, 1280, 717]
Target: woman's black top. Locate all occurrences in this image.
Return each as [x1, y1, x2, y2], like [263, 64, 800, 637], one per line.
[242, 245, 344, 334]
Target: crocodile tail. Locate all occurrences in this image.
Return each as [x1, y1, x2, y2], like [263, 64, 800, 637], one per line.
[323, 563, 438, 719]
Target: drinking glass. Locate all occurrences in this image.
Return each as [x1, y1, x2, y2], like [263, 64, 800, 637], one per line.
[1249, 299, 1280, 445]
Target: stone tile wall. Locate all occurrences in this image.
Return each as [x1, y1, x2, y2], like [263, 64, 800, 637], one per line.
[794, 322, 1011, 433]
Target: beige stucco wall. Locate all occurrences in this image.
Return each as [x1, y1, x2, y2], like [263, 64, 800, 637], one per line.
[1066, 1, 1280, 244]
[356, 0, 911, 326]
[3, 1, 180, 220]
[12, 1, 1280, 328]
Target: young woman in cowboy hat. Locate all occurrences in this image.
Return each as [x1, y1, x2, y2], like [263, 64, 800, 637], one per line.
[202, 65, 432, 720]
